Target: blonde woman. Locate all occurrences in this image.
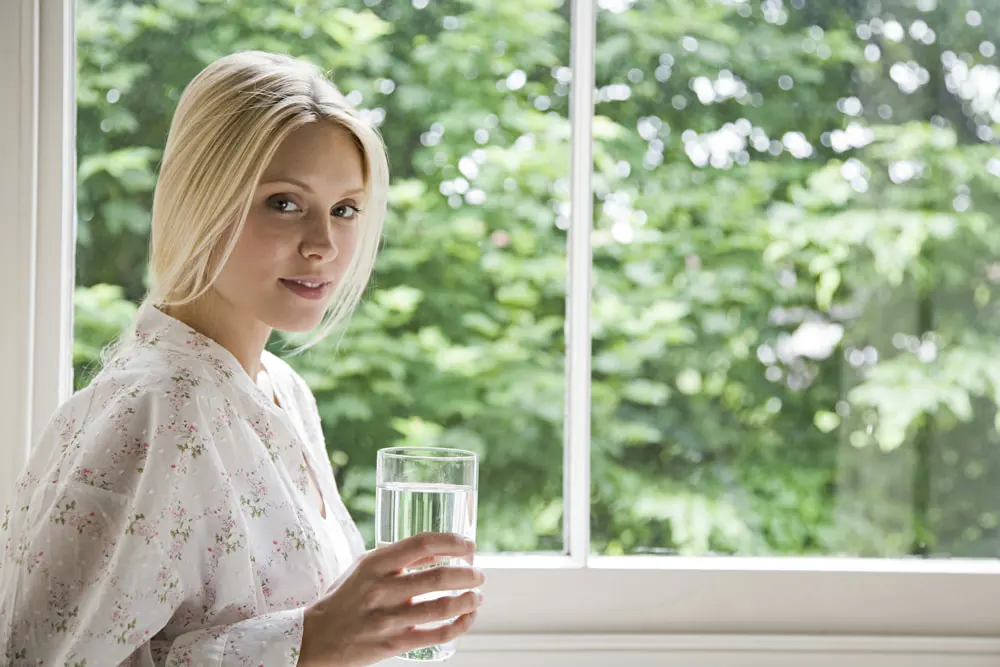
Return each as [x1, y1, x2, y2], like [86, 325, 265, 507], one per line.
[0, 51, 483, 666]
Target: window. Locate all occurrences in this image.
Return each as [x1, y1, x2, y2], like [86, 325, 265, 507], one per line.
[590, 0, 1000, 561]
[2, 0, 999, 664]
[73, 0, 571, 554]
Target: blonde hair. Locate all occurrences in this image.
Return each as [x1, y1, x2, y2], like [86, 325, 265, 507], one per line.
[107, 50, 388, 362]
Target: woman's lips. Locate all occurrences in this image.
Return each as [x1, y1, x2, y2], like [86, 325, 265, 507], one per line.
[279, 278, 332, 300]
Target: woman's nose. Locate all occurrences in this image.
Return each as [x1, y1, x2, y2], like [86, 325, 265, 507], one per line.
[299, 215, 339, 261]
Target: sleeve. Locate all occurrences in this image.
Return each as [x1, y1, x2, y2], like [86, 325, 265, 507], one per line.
[0, 387, 306, 667]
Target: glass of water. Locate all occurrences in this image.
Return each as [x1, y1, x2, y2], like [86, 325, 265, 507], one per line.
[375, 446, 479, 662]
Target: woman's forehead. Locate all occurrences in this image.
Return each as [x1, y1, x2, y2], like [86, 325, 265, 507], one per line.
[261, 124, 366, 194]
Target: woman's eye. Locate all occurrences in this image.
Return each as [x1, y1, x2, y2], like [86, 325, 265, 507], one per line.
[333, 204, 361, 220]
[269, 197, 302, 214]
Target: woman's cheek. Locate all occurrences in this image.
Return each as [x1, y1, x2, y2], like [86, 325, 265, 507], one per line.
[341, 225, 361, 255]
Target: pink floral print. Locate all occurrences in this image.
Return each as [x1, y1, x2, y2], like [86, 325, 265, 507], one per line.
[0, 305, 364, 666]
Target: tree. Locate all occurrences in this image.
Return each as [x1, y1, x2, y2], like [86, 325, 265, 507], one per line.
[74, 0, 1000, 556]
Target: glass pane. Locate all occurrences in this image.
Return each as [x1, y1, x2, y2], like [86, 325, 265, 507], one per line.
[591, 0, 1000, 558]
[74, 0, 570, 553]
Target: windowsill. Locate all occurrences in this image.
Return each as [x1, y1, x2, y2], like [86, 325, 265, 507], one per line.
[471, 554, 1000, 637]
[449, 634, 1000, 667]
[477, 551, 1000, 574]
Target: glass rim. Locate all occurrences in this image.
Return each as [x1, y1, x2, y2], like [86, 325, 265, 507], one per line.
[377, 446, 478, 461]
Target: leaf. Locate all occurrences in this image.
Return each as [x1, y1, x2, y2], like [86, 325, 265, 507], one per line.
[675, 368, 702, 396]
[815, 267, 841, 311]
[622, 379, 671, 406]
[813, 411, 840, 433]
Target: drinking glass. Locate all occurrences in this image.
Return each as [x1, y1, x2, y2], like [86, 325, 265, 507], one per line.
[375, 447, 479, 662]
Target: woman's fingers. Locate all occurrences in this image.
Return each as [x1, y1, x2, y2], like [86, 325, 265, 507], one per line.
[401, 554, 441, 572]
[404, 551, 474, 570]
[398, 591, 481, 628]
[366, 533, 475, 575]
[368, 590, 480, 635]
[389, 565, 485, 605]
[406, 609, 479, 647]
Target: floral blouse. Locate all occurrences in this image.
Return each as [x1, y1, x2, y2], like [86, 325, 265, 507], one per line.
[0, 304, 366, 666]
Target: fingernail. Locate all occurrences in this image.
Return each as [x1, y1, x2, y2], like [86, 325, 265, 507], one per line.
[475, 590, 484, 605]
[473, 567, 486, 582]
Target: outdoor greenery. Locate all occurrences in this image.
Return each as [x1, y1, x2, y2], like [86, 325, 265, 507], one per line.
[75, 0, 1000, 557]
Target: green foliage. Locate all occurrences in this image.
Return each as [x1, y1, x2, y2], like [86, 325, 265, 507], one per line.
[74, 284, 138, 388]
[74, 0, 1000, 557]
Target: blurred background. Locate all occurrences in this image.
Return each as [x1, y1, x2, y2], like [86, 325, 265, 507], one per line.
[74, 0, 1000, 558]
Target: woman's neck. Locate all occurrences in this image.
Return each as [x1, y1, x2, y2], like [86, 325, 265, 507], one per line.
[162, 291, 272, 379]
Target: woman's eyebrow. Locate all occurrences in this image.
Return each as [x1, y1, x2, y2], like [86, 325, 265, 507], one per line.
[262, 177, 365, 198]
[339, 187, 367, 199]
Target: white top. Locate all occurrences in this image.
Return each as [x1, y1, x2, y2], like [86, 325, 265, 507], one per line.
[320, 502, 359, 584]
[0, 304, 365, 666]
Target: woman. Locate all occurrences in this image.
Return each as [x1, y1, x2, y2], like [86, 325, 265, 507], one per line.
[0, 50, 483, 666]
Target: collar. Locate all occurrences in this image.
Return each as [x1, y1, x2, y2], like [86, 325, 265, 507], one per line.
[132, 303, 246, 384]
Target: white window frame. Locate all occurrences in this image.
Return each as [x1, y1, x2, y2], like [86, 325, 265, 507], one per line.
[1, 2, 998, 665]
[0, 0, 75, 511]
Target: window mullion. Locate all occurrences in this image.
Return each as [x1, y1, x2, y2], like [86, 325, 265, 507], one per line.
[563, 0, 596, 565]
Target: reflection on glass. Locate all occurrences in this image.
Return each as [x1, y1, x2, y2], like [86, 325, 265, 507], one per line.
[74, 0, 570, 553]
[592, 0, 1000, 558]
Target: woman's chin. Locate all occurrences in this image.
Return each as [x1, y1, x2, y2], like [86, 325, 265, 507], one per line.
[267, 306, 328, 335]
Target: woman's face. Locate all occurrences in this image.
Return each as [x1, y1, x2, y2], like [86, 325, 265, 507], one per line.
[213, 122, 366, 334]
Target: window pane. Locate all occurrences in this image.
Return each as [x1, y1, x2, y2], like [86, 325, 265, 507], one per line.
[74, 0, 570, 553]
[591, 0, 1000, 557]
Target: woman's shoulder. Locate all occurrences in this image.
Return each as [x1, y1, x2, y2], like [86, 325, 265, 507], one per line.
[64, 347, 230, 425]
[28, 348, 238, 492]
[102, 335, 239, 393]
[73, 355, 223, 419]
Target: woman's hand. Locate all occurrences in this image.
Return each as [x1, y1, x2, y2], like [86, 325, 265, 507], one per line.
[297, 532, 484, 667]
